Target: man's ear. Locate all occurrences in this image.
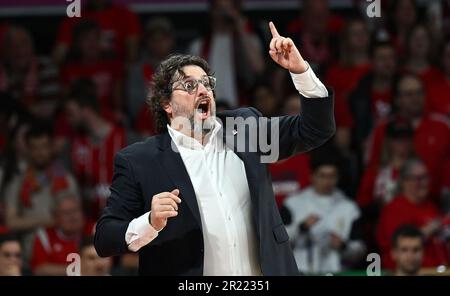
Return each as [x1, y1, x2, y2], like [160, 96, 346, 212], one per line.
[162, 101, 172, 118]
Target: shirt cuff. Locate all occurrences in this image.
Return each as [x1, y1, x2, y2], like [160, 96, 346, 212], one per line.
[290, 61, 328, 98]
[125, 212, 159, 252]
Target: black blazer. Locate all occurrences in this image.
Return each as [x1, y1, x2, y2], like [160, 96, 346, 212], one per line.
[94, 92, 335, 275]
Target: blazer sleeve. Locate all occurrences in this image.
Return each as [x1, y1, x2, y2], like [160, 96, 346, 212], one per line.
[256, 89, 335, 162]
[94, 152, 144, 257]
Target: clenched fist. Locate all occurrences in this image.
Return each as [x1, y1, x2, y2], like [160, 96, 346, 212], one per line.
[268, 21, 308, 74]
[150, 189, 182, 232]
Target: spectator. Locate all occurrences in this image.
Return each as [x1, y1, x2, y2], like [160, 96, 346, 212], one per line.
[391, 225, 424, 276]
[386, 0, 418, 55]
[79, 236, 111, 276]
[403, 23, 441, 90]
[0, 26, 60, 110]
[31, 191, 94, 276]
[4, 126, 78, 260]
[63, 79, 133, 219]
[270, 95, 310, 207]
[357, 120, 415, 250]
[189, 0, 264, 107]
[286, 0, 342, 71]
[54, 0, 141, 64]
[425, 38, 450, 117]
[366, 74, 450, 200]
[0, 232, 22, 276]
[357, 120, 414, 208]
[349, 41, 398, 154]
[376, 158, 448, 269]
[60, 20, 124, 123]
[127, 17, 176, 127]
[325, 18, 371, 102]
[326, 18, 371, 152]
[283, 152, 364, 274]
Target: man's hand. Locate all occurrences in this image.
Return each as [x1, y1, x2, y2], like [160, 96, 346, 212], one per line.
[303, 214, 321, 228]
[329, 232, 344, 250]
[150, 189, 182, 232]
[268, 21, 308, 74]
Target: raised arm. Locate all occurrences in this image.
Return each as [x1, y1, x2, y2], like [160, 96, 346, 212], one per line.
[264, 22, 335, 161]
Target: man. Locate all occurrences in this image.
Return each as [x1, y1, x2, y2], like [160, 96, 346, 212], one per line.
[80, 236, 112, 276]
[376, 158, 447, 269]
[282, 151, 364, 274]
[30, 192, 94, 275]
[95, 22, 335, 275]
[4, 126, 78, 259]
[367, 74, 450, 200]
[188, 0, 264, 107]
[63, 78, 135, 219]
[391, 225, 424, 276]
[0, 232, 22, 276]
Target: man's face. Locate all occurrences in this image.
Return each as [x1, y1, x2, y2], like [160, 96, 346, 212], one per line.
[4, 29, 34, 71]
[55, 198, 84, 236]
[0, 241, 22, 276]
[81, 245, 112, 276]
[408, 26, 429, 59]
[304, 0, 329, 35]
[373, 47, 396, 79]
[78, 30, 102, 60]
[312, 165, 338, 195]
[402, 163, 429, 203]
[392, 236, 423, 275]
[164, 65, 216, 135]
[348, 21, 369, 52]
[395, 76, 424, 118]
[395, 0, 417, 28]
[27, 135, 52, 170]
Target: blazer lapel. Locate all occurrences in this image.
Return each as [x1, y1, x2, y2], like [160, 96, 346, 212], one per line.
[157, 133, 203, 230]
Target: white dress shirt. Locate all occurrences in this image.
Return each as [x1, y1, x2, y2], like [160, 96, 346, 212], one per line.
[124, 63, 328, 275]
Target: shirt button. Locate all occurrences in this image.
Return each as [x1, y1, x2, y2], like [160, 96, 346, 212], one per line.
[228, 216, 231, 221]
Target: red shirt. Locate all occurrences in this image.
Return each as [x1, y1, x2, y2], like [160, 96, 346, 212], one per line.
[56, 4, 141, 59]
[376, 195, 446, 269]
[30, 223, 95, 272]
[71, 126, 126, 218]
[269, 153, 311, 207]
[426, 77, 450, 117]
[334, 94, 354, 128]
[325, 62, 372, 101]
[366, 115, 450, 199]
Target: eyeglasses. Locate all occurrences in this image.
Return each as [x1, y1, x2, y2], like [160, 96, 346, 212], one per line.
[172, 76, 216, 94]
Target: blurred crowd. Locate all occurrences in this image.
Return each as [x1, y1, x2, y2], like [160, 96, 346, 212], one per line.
[0, 0, 449, 276]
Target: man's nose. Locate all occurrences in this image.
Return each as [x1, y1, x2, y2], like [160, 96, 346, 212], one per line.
[196, 81, 209, 95]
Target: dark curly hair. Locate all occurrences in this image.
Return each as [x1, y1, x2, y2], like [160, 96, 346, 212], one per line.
[147, 54, 214, 134]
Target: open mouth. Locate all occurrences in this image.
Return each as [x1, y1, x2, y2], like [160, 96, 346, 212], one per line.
[196, 99, 210, 120]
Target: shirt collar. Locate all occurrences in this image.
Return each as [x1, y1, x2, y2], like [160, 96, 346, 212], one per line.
[167, 118, 222, 151]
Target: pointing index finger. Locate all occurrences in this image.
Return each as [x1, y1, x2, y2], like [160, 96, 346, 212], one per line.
[269, 21, 280, 38]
